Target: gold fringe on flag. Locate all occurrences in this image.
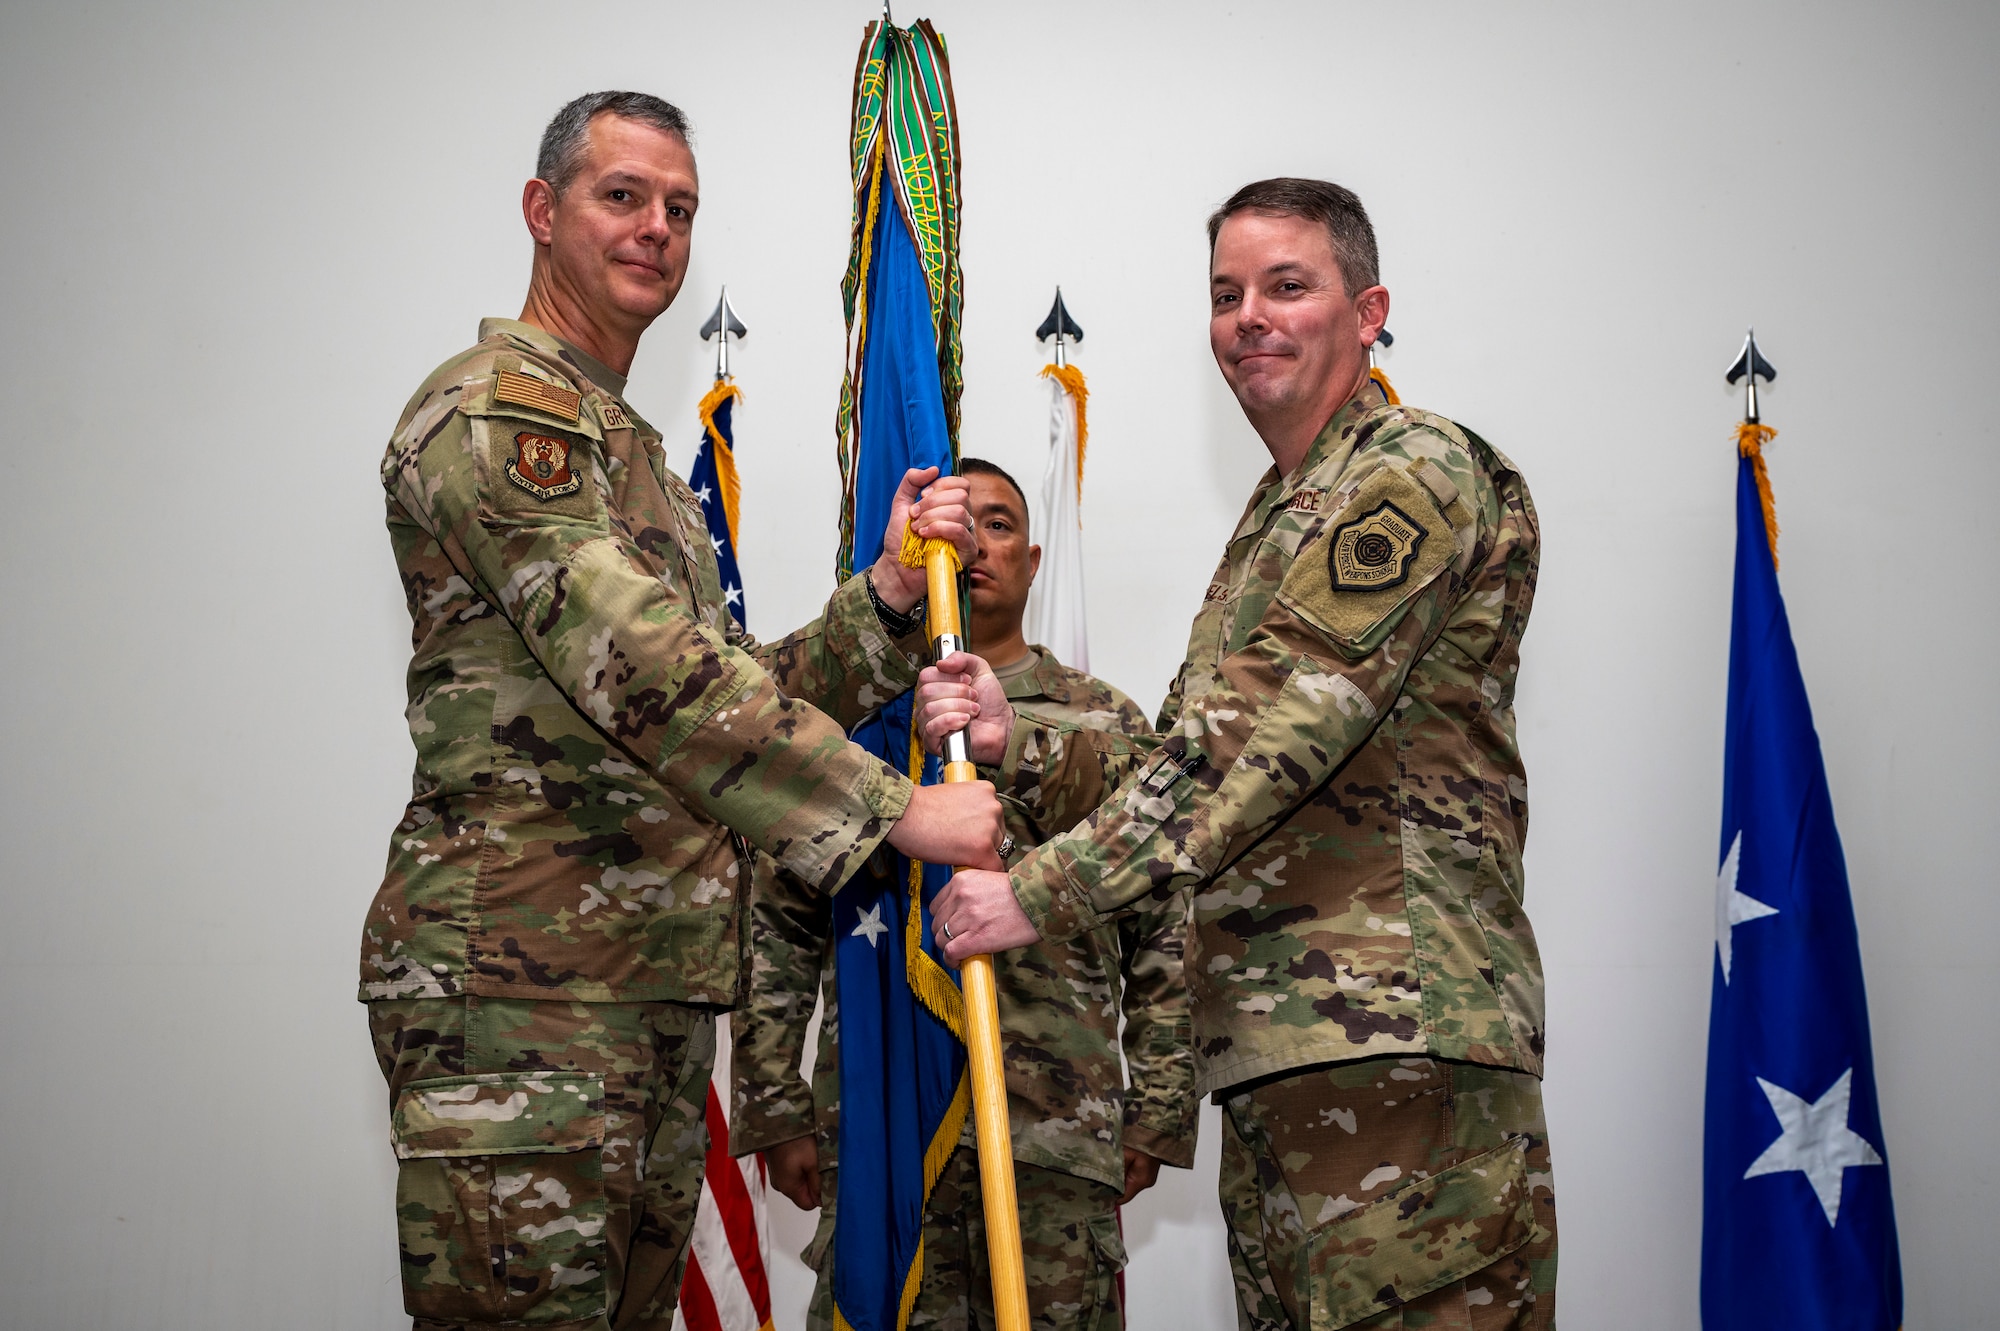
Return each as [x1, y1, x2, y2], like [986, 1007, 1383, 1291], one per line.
[1737, 420, 1780, 568]
[1037, 363, 1090, 501]
[1368, 365, 1400, 404]
[697, 380, 744, 550]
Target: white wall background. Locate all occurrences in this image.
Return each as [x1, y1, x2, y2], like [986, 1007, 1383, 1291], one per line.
[1, 1, 1994, 1326]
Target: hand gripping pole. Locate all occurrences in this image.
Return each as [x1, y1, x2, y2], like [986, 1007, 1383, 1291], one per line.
[917, 538, 1030, 1331]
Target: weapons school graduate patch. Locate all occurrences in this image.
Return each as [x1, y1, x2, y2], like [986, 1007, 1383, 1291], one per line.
[1329, 500, 1427, 590]
[506, 431, 583, 500]
[1278, 462, 1463, 655]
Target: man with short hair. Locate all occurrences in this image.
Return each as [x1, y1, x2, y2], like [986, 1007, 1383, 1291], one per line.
[919, 180, 1557, 1329]
[731, 458, 1197, 1331]
[360, 90, 1004, 1331]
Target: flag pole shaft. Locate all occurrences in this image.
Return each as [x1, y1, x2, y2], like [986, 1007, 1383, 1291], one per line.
[924, 546, 1031, 1331]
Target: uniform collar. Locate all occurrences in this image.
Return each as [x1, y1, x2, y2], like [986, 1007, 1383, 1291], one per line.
[1000, 645, 1073, 705]
[478, 317, 630, 399]
[1238, 376, 1391, 539]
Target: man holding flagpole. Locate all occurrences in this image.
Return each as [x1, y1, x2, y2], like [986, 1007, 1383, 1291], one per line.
[357, 91, 1003, 1331]
[919, 179, 1558, 1329]
[731, 457, 1197, 1331]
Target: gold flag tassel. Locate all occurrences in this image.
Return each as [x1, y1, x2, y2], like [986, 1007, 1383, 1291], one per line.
[1037, 363, 1090, 499]
[697, 380, 745, 550]
[1368, 365, 1400, 404]
[1738, 419, 1780, 568]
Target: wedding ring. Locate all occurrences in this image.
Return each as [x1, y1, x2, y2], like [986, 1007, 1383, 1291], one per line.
[940, 920, 955, 942]
[997, 836, 1016, 858]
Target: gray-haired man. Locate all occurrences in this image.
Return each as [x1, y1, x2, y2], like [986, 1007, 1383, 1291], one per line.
[360, 91, 1003, 1330]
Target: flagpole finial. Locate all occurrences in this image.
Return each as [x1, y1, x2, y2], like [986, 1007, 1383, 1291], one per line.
[1725, 327, 1777, 424]
[1036, 287, 1084, 368]
[701, 286, 748, 381]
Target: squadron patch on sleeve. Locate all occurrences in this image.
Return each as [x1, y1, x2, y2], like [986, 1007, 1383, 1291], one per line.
[1278, 462, 1465, 655]
[1328, 500, 1427, 591]
[506, 431, 584, 500]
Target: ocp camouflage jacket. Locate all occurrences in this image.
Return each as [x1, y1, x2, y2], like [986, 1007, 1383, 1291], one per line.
[1001, 383, 1545, 1097]
[359, 319, 922, 1006]
[730, 647, 1198, 1189]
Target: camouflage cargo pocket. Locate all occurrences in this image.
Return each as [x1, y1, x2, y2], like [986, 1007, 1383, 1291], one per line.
[390, 1071, 609, 1324]
[1298, 1135, 1535, 1330]
[1081, 1212, 1129, 1331]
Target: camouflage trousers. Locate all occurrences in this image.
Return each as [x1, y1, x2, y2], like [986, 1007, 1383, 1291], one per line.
[1219, 1057, 1557, 1331]
[804, 1147, 1127, 1331]
[367, 997, 716, 1330]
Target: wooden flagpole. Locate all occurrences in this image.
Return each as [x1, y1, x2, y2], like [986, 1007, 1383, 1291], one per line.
[922, 543, 1030, 1331]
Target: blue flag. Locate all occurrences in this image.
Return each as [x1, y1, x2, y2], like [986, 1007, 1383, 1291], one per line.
[1701, 443, 1901, 1329]
[690, 382, 746, 627]
[828, 21, 969, 1328]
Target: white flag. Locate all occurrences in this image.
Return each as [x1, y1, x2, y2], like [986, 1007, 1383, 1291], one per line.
[1024, 364, 1090, 671]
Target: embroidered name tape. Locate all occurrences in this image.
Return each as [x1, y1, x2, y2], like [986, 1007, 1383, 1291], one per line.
[1286, 488, 1327, 513]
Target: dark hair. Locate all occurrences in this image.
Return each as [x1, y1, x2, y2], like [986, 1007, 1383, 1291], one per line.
[1206, 177, 1379, 296]
[538, 92, 692, 196]
[960, 457, 1030, 531]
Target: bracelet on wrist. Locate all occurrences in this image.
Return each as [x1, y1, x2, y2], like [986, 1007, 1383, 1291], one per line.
[865, 568, 927, 637]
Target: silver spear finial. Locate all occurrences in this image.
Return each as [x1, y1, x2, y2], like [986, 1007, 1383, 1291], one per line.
[700, 286, 748, 381]
[1036, 287, 1085, 368]
[1725, 328, 1778, 424]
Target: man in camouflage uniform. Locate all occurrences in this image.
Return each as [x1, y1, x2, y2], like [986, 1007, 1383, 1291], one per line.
[919, 180, 1557, 1329]
[730, 460, 1198, 1330]
[359, 92, 1003, 1331]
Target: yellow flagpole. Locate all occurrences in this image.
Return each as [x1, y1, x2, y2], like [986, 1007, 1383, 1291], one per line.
[905, 534, 1030, 1331]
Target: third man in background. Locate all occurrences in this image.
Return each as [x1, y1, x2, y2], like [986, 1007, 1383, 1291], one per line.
[731, 458, 1197, 1331]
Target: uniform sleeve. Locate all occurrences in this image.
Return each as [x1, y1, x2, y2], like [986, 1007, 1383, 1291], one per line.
[1116, 893, 1198, 1168]
[388, 402, 910, 891]
[1009, 442, 1482, 945]
[729, 858, 832, 1157]
[735, 573, 930, 732]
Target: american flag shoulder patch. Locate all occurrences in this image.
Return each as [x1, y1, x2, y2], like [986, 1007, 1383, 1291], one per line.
[493, 369, 582, 423]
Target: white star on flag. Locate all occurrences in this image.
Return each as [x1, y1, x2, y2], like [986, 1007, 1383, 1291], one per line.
[709, 533, 723, 554]
[696, 483, 714, 504]
[1715, 831, 1778, 983]
[1743, 1067, 1884, 1227]
[850, 903, 888, 948]
[725, 585, 742, 607]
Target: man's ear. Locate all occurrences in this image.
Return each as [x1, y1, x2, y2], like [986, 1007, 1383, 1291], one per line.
[522, 179, 557, 247]
[1028, 543, 1042, 584]
[1356, 284, 1391, 346]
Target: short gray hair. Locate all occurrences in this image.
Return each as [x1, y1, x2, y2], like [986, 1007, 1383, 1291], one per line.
[537, 92, 693, 195]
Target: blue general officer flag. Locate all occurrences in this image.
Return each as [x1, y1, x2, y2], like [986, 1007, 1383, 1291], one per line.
[690, 382, 746, 626]
[1701, 434, 1901, 1330]
[828, 18, 968, 1329]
